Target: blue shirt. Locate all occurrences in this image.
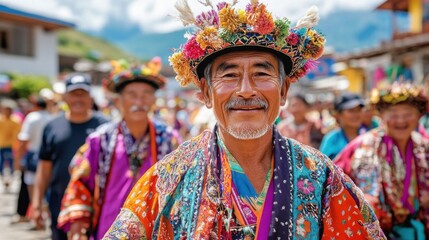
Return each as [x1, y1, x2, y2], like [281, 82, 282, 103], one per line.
[319, 128, 350, 160]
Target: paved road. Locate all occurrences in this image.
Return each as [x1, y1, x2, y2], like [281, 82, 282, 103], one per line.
[0, 172, 50, 240]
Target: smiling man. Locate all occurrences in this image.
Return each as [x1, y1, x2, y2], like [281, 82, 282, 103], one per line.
[335, 83, 429, 239]
[56, 58, 176, 239]
[32, 73, 108, 240]
[104, 1, 385, 239]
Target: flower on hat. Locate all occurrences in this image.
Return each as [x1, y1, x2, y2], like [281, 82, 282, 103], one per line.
[196, 26, 223, 49]
[252, 4, 275, 35]
[106, 57, 166, 92]
[217, 2, 227, 10]
[196, 9, 219, 28]
[183, 36, 205, 59]
[237, 9, 247, 23]
[274, 18, 291, 47]
[369, 82, 428, 113]
[219, 4, 240, 32]
[169, 52, 196, 86]
[286, 33, 299, 46]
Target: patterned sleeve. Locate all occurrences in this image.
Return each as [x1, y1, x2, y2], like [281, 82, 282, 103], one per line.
[57, 135, 101, 231]
[321, 163, 387, 239]
[103, 166, 159, 239]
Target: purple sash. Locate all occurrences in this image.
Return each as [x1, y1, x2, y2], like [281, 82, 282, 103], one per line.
[257, 180, 274, 240]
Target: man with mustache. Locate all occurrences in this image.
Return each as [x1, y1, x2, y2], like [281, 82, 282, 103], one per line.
[57, 58, 176, 239]
[32, 74, 108, 239]
[104, 1, 385, 239]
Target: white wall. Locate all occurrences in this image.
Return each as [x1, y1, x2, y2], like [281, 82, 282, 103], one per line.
[410, 46, 429, 83]
[0, 24, 58, 81]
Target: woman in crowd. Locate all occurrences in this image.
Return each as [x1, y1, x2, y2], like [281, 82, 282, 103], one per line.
[335, 83, 429, 239]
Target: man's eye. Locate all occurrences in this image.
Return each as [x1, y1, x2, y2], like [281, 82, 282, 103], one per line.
[222, 73, 237, 78]
[254, 72, 270, 76]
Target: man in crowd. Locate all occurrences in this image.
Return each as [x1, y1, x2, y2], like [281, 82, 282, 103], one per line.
[32, 74, 108, 240]
[104, 1, 385, 239]
[320, 93, 365, 159]
[15, 97, 52, 229]
[57, 58, 176, 239]
[0, 98, 20, 191]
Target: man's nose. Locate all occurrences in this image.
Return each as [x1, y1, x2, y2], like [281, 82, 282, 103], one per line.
[236, 74, 256, 99]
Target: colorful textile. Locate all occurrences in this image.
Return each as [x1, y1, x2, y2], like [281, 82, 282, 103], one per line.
[335, 128, 429, 238]
[104, 126, 385, 239]
[57, 120, 174, 239]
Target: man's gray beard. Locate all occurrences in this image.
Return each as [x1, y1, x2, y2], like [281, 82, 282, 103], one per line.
[223, 123, 273, 140]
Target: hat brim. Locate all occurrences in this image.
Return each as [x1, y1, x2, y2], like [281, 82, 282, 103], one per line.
[195, 45, 293, 80]
[337, 99, 365, 111]
[66, 84, 91, 93]
[113, 77, 164, 93]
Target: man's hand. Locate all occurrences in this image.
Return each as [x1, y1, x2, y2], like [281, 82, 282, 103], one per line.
[30, 204, 45, 230]
[68, 221, 89, 240]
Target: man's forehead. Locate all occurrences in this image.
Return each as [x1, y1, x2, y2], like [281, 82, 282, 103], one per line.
[212, 51, 278, 68]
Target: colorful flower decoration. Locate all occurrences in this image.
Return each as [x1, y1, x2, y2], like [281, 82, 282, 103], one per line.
[169, 0, 326, 87]
[369, 82, 428, 113]
[105, 57, 166, 92]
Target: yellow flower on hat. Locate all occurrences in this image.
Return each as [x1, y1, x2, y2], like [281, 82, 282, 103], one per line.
[196, 26, 223, 49]
[237, 9, 247, 24]
[141, 66, 152, 76]
[382, 94, 394, 103]
[169, 51, 196, 86]
[219, 5, 240, 32]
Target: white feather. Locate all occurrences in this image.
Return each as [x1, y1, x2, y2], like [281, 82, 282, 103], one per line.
[198, 0, 213, 9]
[250, 0, 258, 6]
[175, 0, 196, 26]
[295, 6, 319, 29]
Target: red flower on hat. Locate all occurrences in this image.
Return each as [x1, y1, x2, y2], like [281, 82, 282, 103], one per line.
[183, 36, 205, 60]
[286, 33, 299, 46]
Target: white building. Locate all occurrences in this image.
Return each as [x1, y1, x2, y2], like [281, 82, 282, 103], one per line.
[0, 4, 73, 80]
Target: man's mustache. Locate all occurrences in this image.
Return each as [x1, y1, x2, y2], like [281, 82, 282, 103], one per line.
[130, 105, 150, 112]
[225, 98, 268, 110]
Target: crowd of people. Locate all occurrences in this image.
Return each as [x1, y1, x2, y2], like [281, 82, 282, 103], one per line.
[1, 0, 429, 239]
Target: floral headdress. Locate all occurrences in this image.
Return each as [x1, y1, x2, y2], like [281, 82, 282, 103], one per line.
[169, 0, 326, 87]
[105, 57, 166, 93]
[370, 82, 428, 113]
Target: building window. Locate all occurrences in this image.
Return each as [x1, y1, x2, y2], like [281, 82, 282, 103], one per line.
[0, 25, 33, 56]
[0, 29, 10, 53]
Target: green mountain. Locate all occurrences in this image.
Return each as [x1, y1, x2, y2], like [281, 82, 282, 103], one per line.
[57, 29, 136, 61]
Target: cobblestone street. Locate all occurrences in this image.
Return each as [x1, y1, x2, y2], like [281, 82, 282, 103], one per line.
[0, 173, 50, 240]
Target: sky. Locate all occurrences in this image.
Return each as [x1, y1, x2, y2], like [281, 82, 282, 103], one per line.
[0, 0, 385, 33]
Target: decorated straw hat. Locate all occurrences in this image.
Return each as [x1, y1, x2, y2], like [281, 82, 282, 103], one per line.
[105, 57, 167, 93]
[169, 0, 326, 87]
[370, 82, 428, 113]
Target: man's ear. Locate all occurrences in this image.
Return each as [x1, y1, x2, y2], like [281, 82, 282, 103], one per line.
[112, 95, 123, 112]
[200, 78, 212, 109]
[280, 77, 290, 106]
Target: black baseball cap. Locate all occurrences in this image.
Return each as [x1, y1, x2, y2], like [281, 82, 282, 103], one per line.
[65, 73, 91, 93]
[335, 93, 364, 111]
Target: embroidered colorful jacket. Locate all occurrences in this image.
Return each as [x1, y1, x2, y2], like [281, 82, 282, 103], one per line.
[335, 129, 429, 237]
[57, 120, 174, 239]
[104, 127, 386, 239]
